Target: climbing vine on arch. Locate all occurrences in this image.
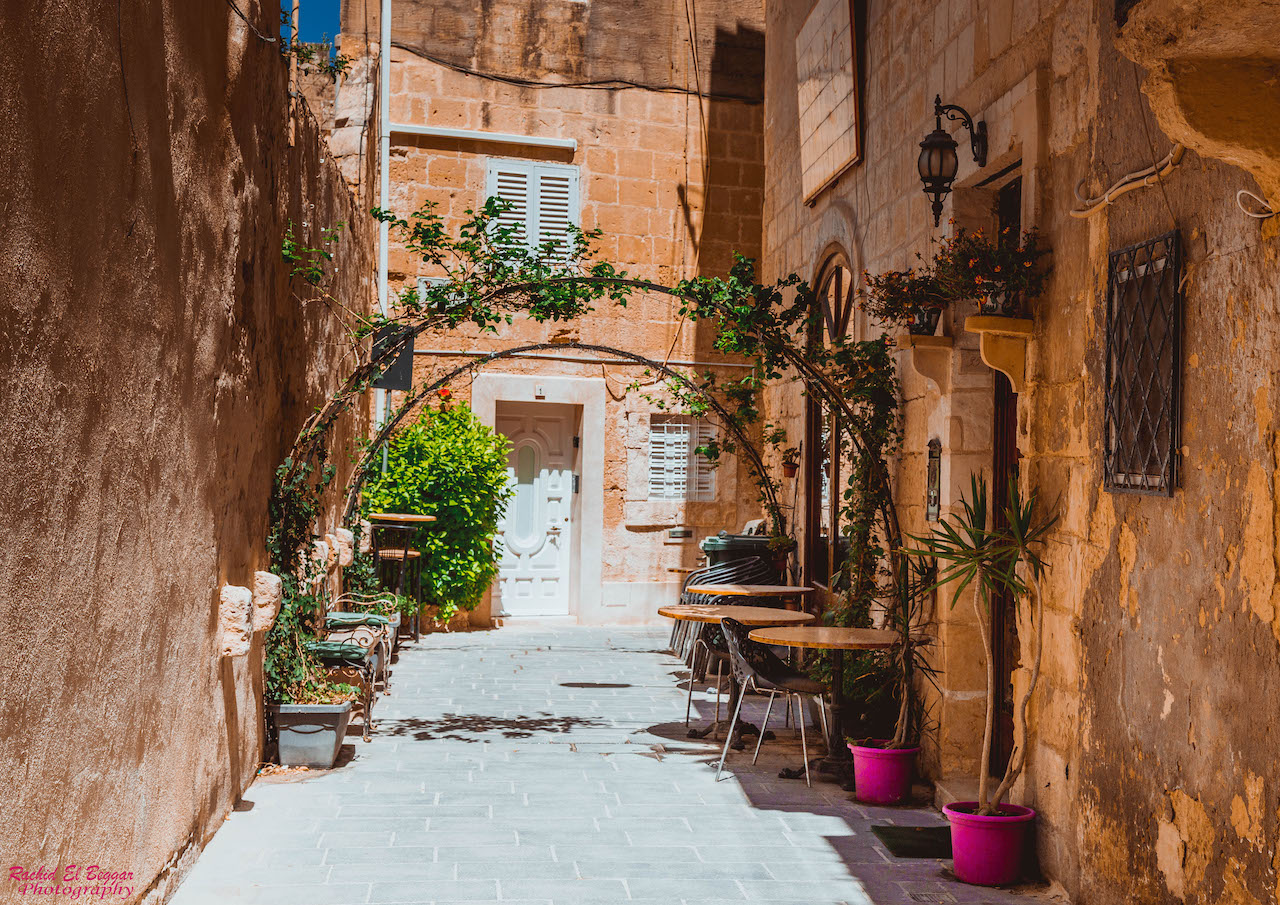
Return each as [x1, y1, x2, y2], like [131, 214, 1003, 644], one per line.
[273, 197, 921, 734]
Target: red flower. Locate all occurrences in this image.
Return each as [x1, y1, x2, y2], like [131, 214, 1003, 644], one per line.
[439, 387, 453, 400]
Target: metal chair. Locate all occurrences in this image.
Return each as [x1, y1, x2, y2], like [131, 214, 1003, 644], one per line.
[677, 556, 782, 728]
[715, 617, 829, 787]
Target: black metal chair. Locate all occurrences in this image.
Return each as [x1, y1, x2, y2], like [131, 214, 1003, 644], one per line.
[715, 617, 829, 787]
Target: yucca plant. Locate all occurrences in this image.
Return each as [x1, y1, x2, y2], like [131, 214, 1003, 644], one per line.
[904, 474, 1056, 815]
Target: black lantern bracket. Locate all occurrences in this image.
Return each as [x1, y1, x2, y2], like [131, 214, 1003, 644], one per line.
[934, 95, 988, 168]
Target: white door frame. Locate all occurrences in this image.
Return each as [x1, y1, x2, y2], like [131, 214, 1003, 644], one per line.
[472, 374, 605, 622]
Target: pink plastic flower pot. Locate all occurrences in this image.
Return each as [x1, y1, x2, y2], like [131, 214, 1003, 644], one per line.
[943, 801, 1035, 886]
[847, 741, 918, 804]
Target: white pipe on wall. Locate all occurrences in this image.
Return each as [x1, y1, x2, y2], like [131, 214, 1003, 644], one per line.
[376, 0, 392, 427]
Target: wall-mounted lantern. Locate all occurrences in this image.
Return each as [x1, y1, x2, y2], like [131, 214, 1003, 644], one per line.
[918, 95, 988, 226]
[926, 438, 942, 522]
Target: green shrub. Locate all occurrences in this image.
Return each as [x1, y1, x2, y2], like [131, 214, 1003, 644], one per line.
[362, 403, 513, 620]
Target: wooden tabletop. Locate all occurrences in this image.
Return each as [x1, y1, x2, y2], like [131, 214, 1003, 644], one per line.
[748, 625, 899, 650]
[368, 512, 437, 524]
[684, 583, 813, 596]
[657, 605, 816, 626]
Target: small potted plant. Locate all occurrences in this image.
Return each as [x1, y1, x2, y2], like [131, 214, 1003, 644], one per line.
[904, 475, 1056, 886]
[862, 268, 951, 335]
[271, 678, 358, 768]
[846, 556, 935, 804]
[933, 227, 1048, 317]
[780, 447, 801, 478]
[766, 533, 798, 577]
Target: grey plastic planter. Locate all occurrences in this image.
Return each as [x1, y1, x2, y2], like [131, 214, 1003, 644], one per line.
[271, 702, 352, 768]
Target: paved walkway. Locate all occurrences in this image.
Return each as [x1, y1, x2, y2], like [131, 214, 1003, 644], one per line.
[172, 626, 1039, 905]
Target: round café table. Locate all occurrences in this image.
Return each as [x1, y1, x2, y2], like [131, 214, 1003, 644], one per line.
[748, 625, 899, 786]
[659, 605, 815, 742]
[369, 512, 437, 640]
[684, 583, 813, 600]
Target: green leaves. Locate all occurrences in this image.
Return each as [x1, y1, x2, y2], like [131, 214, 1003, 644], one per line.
[361, 404, 514, 620]
[903, 473, 1056, 611]
[281, 220, 344, 287]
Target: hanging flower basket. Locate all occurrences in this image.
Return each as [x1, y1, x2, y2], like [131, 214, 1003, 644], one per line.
[935, 227, 1048, 318]
[862, 269, 951, 332]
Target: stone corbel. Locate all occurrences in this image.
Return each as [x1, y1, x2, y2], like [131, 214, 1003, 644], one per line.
[895, 334, 954, 395]
[964, 316, 1034, 393]
[218, 585, 253, 657]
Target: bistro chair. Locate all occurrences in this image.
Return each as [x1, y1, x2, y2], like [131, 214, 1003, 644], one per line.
[715, 617, 829, 787]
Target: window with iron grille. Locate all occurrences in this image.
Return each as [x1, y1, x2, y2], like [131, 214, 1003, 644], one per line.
[1104, 230, 1182, 495]
[648, 416, 717, 501]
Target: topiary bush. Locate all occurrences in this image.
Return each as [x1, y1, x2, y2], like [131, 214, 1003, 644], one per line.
[361, 402, 512, 621]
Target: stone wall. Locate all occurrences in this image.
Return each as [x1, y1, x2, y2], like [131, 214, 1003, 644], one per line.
[333, 0, 772, 622]
[0, 2, 372, 901]
[764, 0, 1280, 901]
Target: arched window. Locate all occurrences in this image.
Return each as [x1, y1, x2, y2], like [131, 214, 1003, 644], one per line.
[804, 250, 859, 589]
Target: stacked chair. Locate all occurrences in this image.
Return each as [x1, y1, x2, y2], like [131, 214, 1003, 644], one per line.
[675, 555, 784, 728]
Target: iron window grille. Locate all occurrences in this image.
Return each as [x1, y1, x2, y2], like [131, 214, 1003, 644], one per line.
[1104, 230, 1182, 496]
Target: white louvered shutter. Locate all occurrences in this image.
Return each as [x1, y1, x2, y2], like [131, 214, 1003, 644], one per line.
[534, 165, 578, 260]
[690, 422, 718, 501]
[484, 159, 579, 258]
[485, 163, 531, 250]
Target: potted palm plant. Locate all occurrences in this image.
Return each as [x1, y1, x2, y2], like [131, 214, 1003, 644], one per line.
[846, 555, 935, 804]
[904, 475, 1055, 886]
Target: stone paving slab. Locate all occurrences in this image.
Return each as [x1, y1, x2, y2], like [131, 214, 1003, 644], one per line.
[171, 626, 1048, 905]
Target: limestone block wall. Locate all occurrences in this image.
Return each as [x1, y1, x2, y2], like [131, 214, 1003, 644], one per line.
[327, 0, 773, 620]
[0, 2, 372, 901]
[764, 0, 1280, 901]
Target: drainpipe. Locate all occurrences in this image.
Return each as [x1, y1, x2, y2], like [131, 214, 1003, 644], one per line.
[376, 0, 391, 435]
[289, 0, 300, 94]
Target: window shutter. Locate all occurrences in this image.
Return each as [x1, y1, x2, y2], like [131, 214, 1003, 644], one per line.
[690, 422, 717, 501]
[485, 159, 579, 258]
[485, 162, 532, 250]
[648, 417, 715, 501]
[648, 427, 668, 499]
[534, 165, 579, 260]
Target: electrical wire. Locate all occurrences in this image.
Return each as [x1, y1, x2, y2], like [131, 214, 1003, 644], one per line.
[1236, 189, 1276, 220]
[1069, 143, 1184, 218]
[388, 41, 761, 103]
[1070, 64, 1186, 221]
[1130, 62, 1179, 231]
[224, 0, 277, 43]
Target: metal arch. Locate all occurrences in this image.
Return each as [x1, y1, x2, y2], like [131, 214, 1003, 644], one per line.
[341, 342, 786, 532]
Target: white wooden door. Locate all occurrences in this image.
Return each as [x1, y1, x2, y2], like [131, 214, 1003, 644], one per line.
[494, 404, 575, 616]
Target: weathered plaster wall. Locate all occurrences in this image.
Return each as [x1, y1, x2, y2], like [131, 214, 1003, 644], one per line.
[333, 0, 770, 620]
[0, 2, 372, 901]
[1063, 6, 1280, 903]
[764, 0, 1280, 901]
